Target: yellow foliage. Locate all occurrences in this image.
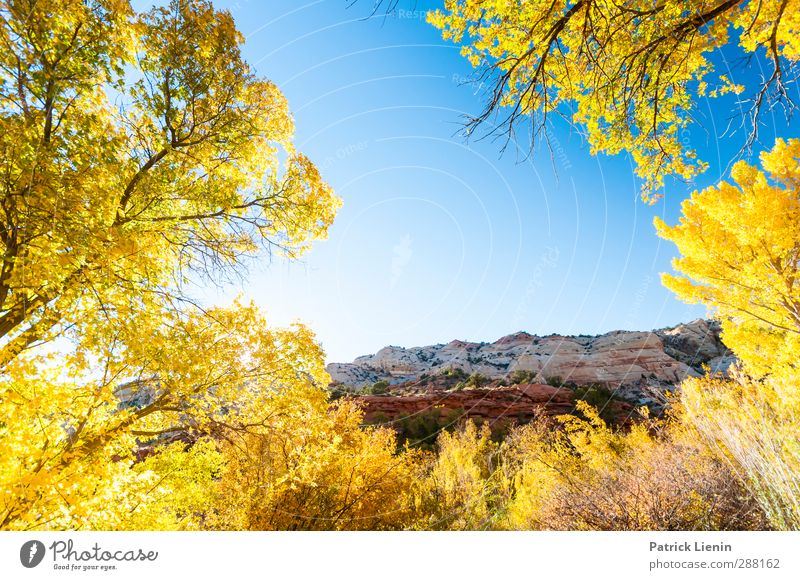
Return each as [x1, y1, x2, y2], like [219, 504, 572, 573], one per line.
[500, 403, 762, 530]
[0, 0, 342, 531]
[428, 0, 799, 199]
[656, 137, 800, 529]
[403, 408, 760, 531]
[655, 138, 800, 379]
[126, 440, 225, 530]
[2, 0, 791, 532]
[0, 0, 341, 368]
[681, 371, 800, 530]
[213, 399, 423, 531]
[0, 301, 331, 529]
[412, 420, 503, 530]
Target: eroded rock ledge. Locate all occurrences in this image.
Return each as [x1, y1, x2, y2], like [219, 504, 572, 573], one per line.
[328, 319, 733, 417]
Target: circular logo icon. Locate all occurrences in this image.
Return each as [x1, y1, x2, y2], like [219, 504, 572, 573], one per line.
[20, 540, 46, 568]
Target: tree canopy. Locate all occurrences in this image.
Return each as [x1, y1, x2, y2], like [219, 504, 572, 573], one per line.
[0, 0, 340, 366]
[426, 0, 800, 199]
[655, 137, 800, 378]
[0, 0, 342, 530]
[656, 138, 800, 530]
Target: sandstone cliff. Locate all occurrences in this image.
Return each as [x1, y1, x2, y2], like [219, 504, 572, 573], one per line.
[328, 319, 732, 408]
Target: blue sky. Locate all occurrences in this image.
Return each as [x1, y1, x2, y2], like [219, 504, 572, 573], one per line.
[184, 0, 799, 363]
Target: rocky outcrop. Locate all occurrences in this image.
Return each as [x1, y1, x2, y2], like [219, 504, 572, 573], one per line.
[656, 319, 734, 374]
[358, 383, 634, 433]
[328, 319, 733, 406]
[360, 383, 576, 424]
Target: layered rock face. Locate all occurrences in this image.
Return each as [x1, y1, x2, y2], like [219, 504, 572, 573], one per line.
[361, 383, 576, 424]
[328, 319, 732, 406]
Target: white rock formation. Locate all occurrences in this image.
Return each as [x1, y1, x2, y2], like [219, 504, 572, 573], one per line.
[327, 320, 732, 399]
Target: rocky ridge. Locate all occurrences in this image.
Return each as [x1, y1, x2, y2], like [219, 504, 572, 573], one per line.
[328, 319, 733, 407]
[360, 383, 575, 420]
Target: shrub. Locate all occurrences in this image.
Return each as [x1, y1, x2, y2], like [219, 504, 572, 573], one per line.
[545, 375, 564, 388]
[215, 400, 423, 530]
[363, 380, 390, 395]
[463, 372, 490, 390]
[411, 421, 503, 530]
[441, 367, 468, 380]
[571, 384, 618, 423]
[681, 371, 800, 530]
[500, 402, 765, 530]
[509, 370, 538, 384]
[393, 409, 465, 450]
[328, 385, 353, 401]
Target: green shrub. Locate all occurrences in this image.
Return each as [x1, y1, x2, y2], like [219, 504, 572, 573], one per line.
[363, 380, 390, 395]
[393, 409, 466, 450]
[442, 367, 468, 380]
[571, 384, 618, 423]
[329, 385, 353, 401]
[510, 370, 538, 384]
[463, 372, 490, 390]
[545, 375, 564, 388]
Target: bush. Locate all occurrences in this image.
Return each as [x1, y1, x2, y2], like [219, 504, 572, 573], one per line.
[441, 367, 468, 380]
[409, 404, 764, 531]
[411, 421, 502, 530]
[681, 371, 800, 530]
[545, 375, 564, 388]
[328, 385, 353, 401]
[510, 369, 538, 384]
[393, 409, 466, 450]
[215, 400, 423, 530]
[463, 372, 490, 390]
[571, 384, 618, 423]
[499, 403, 765, 530]
[363, 380, 390, 395]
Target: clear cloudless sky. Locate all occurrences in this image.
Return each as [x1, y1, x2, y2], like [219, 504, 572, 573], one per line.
[148, 0, 800, 363]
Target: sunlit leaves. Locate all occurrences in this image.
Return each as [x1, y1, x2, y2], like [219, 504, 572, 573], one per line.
[215, 399, 423, 531]
[428, 0, 799, 200]
[0, 0, 341, 368]
[0, 299, 332, 530]
[0, 0, 341, 530]
[655, 138, 800, 377]
[657, 137, 800, 529]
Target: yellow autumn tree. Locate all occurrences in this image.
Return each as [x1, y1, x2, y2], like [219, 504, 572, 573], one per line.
[426, 0, 800, 198]
[0, 301, 333, 530]
[655, 138, 800, 378]
[213, 398, 424, 531]
[655, 137, 800, 529]
[0, 0, 340, 366]
[0, 0, 342, 530]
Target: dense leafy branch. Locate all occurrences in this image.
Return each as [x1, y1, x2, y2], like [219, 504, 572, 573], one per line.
[365, 0, 799, 199]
